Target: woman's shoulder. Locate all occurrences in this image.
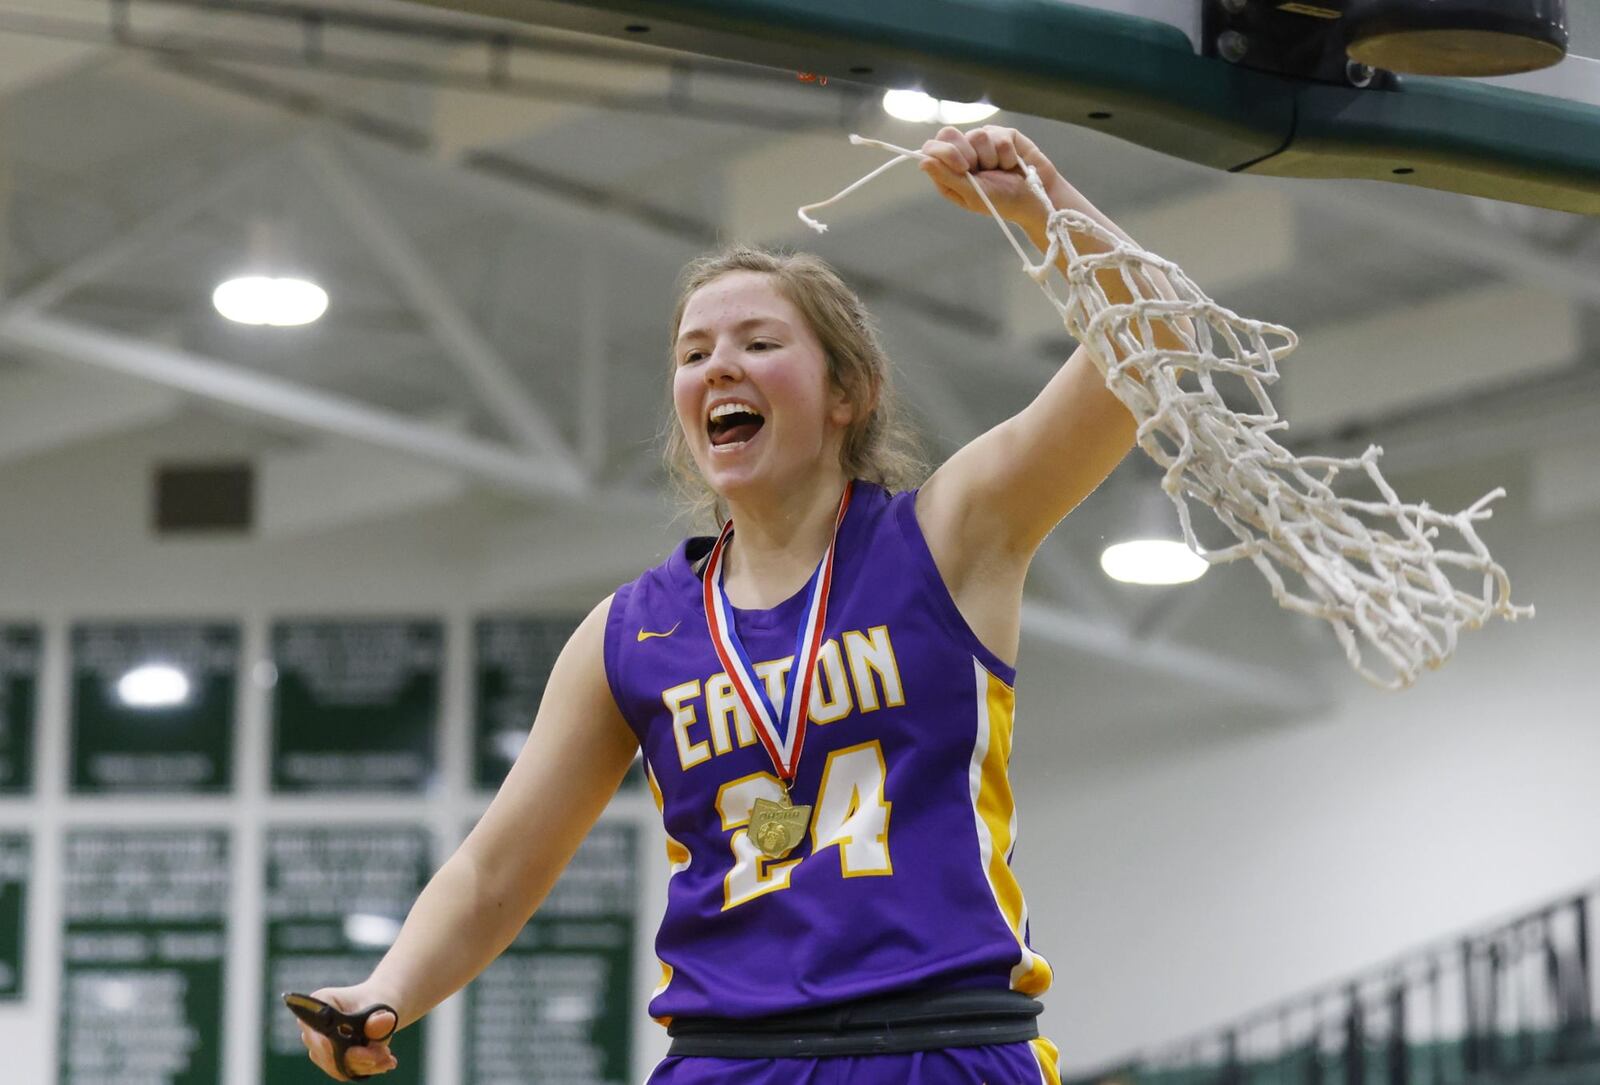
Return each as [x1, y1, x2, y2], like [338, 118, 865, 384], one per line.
[606, 537, 704, 631]
[847, 478, 915, 524]
[849, 480, 921, 544]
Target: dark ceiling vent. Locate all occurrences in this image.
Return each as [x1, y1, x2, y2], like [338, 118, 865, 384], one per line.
[153, 462, 255, 535]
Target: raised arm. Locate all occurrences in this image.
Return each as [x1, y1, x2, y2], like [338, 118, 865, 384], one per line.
[910, 125, 1188, 659]
[915, 123, 1190, 659]
[298, 594, 638, 1080]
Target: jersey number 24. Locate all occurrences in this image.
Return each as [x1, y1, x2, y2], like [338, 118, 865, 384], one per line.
[714, 740, 892, 910]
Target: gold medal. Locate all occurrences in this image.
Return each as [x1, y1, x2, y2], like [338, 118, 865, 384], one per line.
[749, 792, 812, 859]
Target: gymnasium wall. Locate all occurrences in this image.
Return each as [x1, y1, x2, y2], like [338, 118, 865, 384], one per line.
[1010, 482, 1600, 1073]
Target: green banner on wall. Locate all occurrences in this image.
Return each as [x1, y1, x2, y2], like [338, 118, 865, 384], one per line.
[59, 828, 229, 1085]
[262, 826, 430, 1085]
[474, 614, 582, 788]
[69, 622, 238, 794]
[0, 625, 39, 796]
[0, 833, 27, 1000]
[270, 620, 442, 793]
[463, 821, 637, 1085]
[474, 615, 642, 792]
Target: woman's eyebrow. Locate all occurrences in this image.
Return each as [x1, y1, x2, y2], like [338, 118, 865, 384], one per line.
[675, 316, 791, 347]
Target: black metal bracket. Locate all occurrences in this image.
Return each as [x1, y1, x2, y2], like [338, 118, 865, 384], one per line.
[1201, 0, 1398, 90]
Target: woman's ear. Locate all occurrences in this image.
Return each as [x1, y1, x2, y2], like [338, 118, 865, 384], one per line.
[828, 396, 854, 428]
[829, 375, 876, 429]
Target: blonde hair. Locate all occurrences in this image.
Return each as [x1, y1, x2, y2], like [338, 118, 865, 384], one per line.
[662, 244, 926, 528]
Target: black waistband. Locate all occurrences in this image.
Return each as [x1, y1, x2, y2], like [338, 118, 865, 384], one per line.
[666, 989, 1043, 1058]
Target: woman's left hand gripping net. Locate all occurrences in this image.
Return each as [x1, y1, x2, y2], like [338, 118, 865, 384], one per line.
[799, 135, 1533, 691]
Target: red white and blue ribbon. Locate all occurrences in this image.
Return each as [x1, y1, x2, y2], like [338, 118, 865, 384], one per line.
[701, 482, 853, 783]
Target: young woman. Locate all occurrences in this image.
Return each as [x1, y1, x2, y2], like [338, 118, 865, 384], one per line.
[299, 124, 1165, 1083]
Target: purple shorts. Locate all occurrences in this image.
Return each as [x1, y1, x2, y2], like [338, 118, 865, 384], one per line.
[647, 1037, 1062, 1085]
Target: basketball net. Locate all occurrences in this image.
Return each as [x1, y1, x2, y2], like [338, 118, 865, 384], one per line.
[798, 135, 1532, 690]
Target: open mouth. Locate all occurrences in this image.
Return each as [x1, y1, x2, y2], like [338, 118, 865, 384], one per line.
[707, 402, 766, 450]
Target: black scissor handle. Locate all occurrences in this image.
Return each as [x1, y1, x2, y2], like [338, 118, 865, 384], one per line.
[282, 992, 397, 1081]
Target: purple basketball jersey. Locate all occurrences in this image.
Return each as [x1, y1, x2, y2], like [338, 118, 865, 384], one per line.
[603, 484, 1052, 1022]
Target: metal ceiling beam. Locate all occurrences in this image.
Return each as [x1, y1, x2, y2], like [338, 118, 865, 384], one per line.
[1020, 600, 1321, 715]
[0, 110, 9, 286]
[1290, 361, 1600, 478]
[0, 8, 846, 134]
[577, 245, 609, 477]
[0, 141, 290, 316]
[1307, 184, 1600, 308]
[147, 56, 1019, 356]
[300, 139, 582, 479]
[0, 311, 592, 503]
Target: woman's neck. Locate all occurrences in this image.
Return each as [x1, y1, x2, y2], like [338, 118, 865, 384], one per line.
[719, 472, 850, 610]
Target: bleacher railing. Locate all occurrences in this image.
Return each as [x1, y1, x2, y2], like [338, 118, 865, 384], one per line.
[1071, 883, 1599, 1085]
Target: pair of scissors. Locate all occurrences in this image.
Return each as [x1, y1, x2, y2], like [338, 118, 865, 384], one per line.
[282, 992, 398, 1081]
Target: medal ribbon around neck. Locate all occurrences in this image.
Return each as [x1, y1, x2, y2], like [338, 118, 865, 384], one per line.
[702, 482, 854, 784]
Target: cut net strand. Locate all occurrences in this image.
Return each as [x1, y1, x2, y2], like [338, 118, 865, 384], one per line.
[798, 135, 1532, 690]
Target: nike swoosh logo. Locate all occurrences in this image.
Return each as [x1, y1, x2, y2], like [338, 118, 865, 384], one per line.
[637, 622, 681, 642]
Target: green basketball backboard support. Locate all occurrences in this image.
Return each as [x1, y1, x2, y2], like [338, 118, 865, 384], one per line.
[410, 0, 1600, 215]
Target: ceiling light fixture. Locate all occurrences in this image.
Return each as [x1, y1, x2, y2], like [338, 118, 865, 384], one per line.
[1099, 487, 1210, 586]
[212, 275, 328, 327]
[1100, 538, 1209, 585]
[881, 89, 1000, 125]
